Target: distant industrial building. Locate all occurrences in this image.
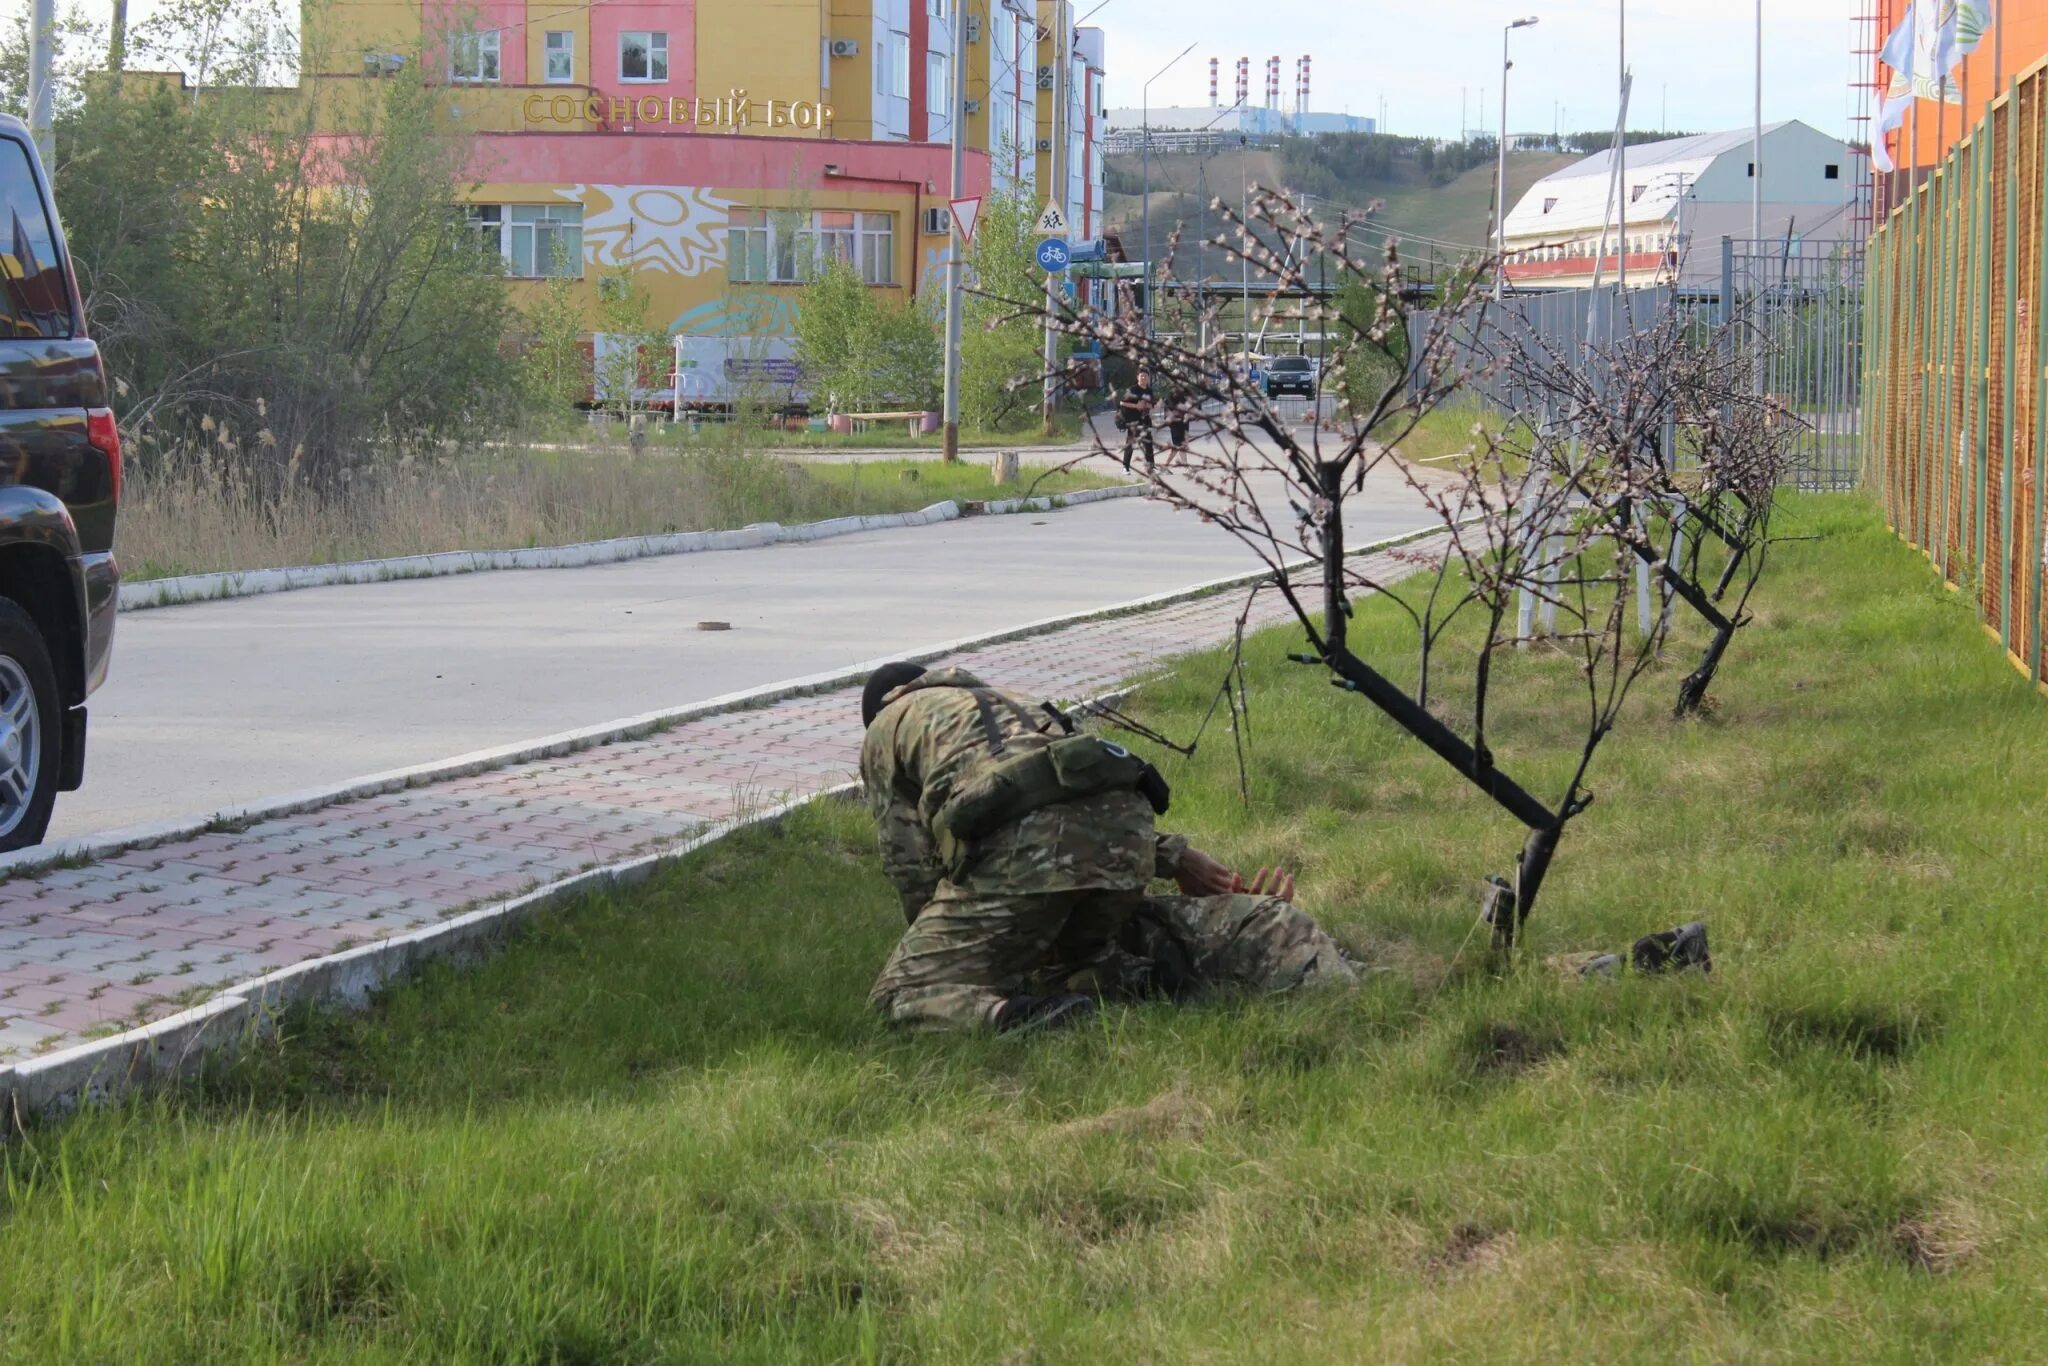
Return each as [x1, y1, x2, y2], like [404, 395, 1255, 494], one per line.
[1500, 121, 1854, 292]
[1104, 54, 1373, 151]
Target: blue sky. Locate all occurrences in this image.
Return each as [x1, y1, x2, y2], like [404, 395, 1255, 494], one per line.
[1095, 0, 1861, 142]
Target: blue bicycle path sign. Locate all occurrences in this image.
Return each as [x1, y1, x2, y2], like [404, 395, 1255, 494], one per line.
[1035, 239, 1072, 272]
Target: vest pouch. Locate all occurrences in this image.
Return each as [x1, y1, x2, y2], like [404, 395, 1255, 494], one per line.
[1046, 735, 1148, 793]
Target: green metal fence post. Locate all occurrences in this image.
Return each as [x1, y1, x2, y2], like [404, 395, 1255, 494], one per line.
[1978, 116, 1995, 594]
[2036, 79, 2048, 683]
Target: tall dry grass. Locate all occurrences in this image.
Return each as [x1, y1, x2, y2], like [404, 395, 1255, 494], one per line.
[115, 433, 1110, 581]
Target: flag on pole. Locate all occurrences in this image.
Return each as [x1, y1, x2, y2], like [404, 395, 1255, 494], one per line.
[1871, 0, 1976, 173]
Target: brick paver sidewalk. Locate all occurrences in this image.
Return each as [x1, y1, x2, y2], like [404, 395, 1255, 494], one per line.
[0, 548, 1421, 1062]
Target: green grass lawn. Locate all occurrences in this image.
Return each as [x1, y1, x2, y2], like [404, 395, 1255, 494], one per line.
[11, 494, 2048, 1358]
[1388, 401, 1535, 469]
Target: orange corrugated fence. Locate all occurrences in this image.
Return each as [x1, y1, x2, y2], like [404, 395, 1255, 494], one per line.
[1867, 56, 2048, 689]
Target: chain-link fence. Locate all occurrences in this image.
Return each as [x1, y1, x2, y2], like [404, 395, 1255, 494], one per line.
[1411, 239, 1862, 493]
[1867, 67, 2047, 689]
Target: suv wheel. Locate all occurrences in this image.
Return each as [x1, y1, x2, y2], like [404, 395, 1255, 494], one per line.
[0, 599, 59, 852]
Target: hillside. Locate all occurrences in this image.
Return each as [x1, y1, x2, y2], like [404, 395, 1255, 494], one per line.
[1103, 140, 1579, 279]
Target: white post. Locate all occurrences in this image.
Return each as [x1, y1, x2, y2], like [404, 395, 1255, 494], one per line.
[28, 0, 56, 162]
[1617, 0, 1627, 294]
[941, 0, 968, 463]
[1041, 8, 1067, 437]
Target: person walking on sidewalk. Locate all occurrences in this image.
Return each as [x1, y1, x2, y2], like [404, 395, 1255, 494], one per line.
[1164, 384, 1193, 458]
[857, 662, 1359, 1034]
[1117, 370, 1157, 472]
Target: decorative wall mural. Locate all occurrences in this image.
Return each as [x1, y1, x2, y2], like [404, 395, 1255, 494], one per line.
[670, 291, 798, 339]
[563, 185, 734, 276]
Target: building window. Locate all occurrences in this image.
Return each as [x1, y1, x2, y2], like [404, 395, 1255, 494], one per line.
[1542, 197, 1557, 213]
[544, 31, 574, 83]
[1747, 162, 1755, 177]
[876, 31, 911, 98]
[727, 210, 771, 283]
[620, 31, 669, 82]
[928, 0, 949, 15]
[1824, 163, 1840, 179]
[859, 212, 896, 284]
[928, 52, 951, 118]
[449, 30, 500, 83]
[1629, 184, 1646, 203]
[727, 210, 896, 285]
[469, 204, 583, 277]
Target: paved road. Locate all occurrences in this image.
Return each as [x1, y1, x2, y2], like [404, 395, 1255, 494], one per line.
[54, 459, 1436, 841]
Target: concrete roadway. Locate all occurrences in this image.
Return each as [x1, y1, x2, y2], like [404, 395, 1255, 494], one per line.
[51, 455, 1437, 841]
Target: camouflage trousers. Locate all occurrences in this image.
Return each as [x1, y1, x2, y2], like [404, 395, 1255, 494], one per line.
[868, 886, 1360, 1032]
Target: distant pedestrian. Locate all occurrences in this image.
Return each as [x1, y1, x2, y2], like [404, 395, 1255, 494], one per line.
[1165, 385, 1193, 457]
[1118, 369, 1156, 472]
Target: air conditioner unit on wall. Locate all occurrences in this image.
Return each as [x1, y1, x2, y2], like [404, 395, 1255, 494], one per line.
[963, 99, 981, 114]
[966, 15, 982, 42]
[829, 39, 861, 58]
[1036, 138, 1053, 152]
[923, 207, 951, 236]
[1036, 73, 1054, 90]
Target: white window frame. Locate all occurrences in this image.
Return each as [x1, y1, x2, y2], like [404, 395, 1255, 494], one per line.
[468, 203, 583, 278]
[619, 31, 669, 83]
[544, 31, 575, 83]
[727, 210, 896, 286]
[448, 29, 501, 83]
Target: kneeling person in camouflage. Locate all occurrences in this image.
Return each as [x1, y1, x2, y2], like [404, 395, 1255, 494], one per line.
[860, 662, 1359, 1034]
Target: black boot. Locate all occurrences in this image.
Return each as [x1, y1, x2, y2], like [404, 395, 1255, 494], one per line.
[989, 992, 1098, 1035]
[1632, 921, 1712, 975]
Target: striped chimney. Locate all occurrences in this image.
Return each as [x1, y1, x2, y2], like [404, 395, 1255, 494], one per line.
[1236, 57, 1250, 107]
[1301, 55, 1311, 116]
[1266, 56, 1280, 109]
[1209, 57, 1219, 107]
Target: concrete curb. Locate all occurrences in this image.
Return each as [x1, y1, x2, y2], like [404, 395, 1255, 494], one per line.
[118, 485, 1146, 612]
[2, 518, 1447, 885]
[0, 792, 838, 1122]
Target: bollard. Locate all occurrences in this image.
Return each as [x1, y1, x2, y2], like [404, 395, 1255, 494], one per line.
[991, 451, 1020, 486]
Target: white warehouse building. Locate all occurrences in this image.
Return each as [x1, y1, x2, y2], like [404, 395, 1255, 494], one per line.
[1501, 121, 1854, 292]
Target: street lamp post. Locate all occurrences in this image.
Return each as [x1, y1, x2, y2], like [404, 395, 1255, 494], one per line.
[1493, 16, 1539, 300]
[1142, 41, 1198, 338]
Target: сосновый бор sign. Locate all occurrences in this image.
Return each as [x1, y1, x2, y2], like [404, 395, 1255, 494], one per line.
[522, 91, 836, 132]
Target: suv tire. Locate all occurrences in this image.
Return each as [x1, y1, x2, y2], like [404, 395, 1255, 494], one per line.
[0, 598, 60, 851]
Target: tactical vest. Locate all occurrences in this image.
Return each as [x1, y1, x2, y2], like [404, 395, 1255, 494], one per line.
[913, 686, 1170, 877]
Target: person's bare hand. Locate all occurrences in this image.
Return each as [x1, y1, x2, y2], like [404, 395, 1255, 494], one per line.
[1237, 866, 1297, 902]
[1174, 845, 1239, 897]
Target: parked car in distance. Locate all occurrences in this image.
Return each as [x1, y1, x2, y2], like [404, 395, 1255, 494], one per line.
[0, 116, 121, 851]
[1263, 355, 1318, 399]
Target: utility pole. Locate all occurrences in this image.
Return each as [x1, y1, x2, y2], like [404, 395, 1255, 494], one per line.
[1618, 0, 1627, 294]
[1750, 0, 1762, 245]
[28, 0, 56, 161]
[1040, 7, 1067, 436]
[109, 0, 129, 77]
[941, 0, 967, 462]
[1494, 17, 1539, 301]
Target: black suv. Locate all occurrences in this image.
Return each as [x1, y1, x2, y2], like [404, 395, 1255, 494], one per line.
[1263, 354, 1318, 399]
[0, 117, 120, 851]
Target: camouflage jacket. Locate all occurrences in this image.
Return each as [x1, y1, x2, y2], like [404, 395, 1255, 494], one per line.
[861, 667, 1187, 919]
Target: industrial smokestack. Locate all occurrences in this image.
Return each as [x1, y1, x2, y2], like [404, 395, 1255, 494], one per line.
[1209, 57, 1219, 108]
[1266, 56, 1280, 109]
[1236, 57, 1250, 107]
[1301, 55, 1311, 117]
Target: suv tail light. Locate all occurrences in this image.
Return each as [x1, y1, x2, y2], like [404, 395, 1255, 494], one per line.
[86, 408, 122, 502]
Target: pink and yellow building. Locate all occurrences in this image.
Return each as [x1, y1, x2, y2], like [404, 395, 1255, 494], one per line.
[304, 0, 1108, 397]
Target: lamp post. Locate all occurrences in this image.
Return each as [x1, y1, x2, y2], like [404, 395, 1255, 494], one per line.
[941, 0, 968, 462]
[1142, 40, 1199, 338]
[1043, 0, 1119, 436]
[1493, 15, 1539, 300]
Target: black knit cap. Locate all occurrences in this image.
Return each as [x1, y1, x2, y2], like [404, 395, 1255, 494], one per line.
[861, 662, 928, 728]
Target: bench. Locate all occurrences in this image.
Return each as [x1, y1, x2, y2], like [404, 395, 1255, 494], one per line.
[841, 410, 929, 437]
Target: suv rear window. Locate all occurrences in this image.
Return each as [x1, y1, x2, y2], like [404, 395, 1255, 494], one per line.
[0, 141, 70, 340]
